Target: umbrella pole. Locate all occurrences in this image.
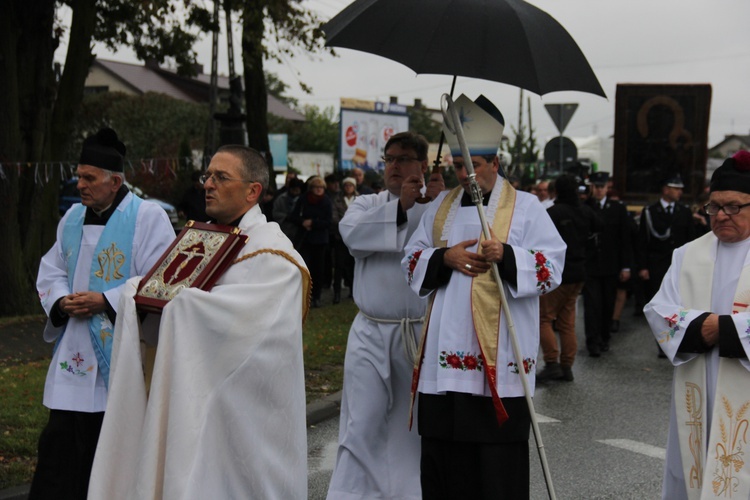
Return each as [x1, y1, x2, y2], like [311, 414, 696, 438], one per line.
[416, 76, 458, 204]
[444, 95, 557, 500]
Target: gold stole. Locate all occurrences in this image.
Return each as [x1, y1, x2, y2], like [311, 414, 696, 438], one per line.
[409, 179, 517, 428]
[676, 234, 750, 499]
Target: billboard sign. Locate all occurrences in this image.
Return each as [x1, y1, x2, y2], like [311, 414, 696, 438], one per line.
[339, 99, 409, 172]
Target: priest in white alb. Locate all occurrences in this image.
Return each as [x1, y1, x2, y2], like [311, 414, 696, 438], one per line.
[401, 95, 566, 498]
[88, 145, 311, 499]
[645, 150, 750, 500]
[32, 128, 175, 499]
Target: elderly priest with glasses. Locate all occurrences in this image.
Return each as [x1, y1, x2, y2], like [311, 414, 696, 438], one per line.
[88, 145, 311, 499]
[645, 150, 750, 499]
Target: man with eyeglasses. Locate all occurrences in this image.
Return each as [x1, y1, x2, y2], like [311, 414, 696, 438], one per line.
[401, 95, 565, 499]
[328, 132, 444, 500]
[645, 150, 750, 499]
[636, 174, 696, 307]
[89, 145, 311, 499]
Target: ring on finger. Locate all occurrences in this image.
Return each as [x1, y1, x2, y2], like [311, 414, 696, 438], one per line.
[464, 263, 472, 271]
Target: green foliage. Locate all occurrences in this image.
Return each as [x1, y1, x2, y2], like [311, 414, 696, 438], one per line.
[269, 105, 339, 153]
[408, 107, 442, 143]
[266, 72, 298, 108]
[92, 2, 212, 75]
[71, 91, 206, 202]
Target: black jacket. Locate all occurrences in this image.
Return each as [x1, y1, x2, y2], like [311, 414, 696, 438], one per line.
[548, 200, 603, 284]
[586, 197, 634, 277]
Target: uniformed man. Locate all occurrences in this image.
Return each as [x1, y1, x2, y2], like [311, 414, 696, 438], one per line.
[583, 172, 633, 356]
[636, 174, 696, 304]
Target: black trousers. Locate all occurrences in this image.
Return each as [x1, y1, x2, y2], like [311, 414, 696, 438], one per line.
[583, 273, 618, 351]
[421, 437, 529, 499]
[28, 409, 104, 500]
[419, 393, 530, 499]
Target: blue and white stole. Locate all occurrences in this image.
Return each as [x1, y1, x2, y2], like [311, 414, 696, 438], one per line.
[61, 194, 142, 387]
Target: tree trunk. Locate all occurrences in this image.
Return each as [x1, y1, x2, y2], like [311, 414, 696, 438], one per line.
[0, 0, 98, 316]
[0, 0, 58, 315]
[242, 1, 273, 178]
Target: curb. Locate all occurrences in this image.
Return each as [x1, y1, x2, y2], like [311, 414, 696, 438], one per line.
[0, 392, 342, 500]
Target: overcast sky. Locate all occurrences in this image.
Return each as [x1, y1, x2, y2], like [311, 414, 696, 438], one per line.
[90, 0, 750, 148]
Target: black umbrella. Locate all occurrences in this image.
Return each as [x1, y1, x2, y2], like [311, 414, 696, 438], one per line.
[323, 0, 605, 98]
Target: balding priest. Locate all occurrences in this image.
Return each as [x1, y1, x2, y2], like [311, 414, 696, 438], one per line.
[88, 145, 311, 499]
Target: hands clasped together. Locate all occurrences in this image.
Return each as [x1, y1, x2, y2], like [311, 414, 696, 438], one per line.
[444, 229, 505, 278]
[59, 291, 106, 319]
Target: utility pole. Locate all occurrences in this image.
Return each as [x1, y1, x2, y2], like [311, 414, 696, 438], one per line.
[515, 89, 523, 170]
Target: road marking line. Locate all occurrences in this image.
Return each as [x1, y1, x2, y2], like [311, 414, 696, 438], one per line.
[598, 439, 666, 460]
[535, 413, 560, 423]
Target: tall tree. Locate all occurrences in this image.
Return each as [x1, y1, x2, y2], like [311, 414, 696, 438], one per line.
[234, 0, 328, 171]
[0, 1, 209, 316]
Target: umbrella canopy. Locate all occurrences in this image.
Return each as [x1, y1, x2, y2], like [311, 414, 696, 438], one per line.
[324, 0, 606, 98]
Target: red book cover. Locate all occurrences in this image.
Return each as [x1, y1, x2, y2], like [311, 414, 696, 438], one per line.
[134, 221, 248, 313]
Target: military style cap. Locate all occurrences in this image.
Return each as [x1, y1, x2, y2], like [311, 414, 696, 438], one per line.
[79, 128, 126, 172]
[710, 151, 750, 194]
[442, 94, 505, 158]
[589, 171, 609, 186]
[662, 173, 685, 188]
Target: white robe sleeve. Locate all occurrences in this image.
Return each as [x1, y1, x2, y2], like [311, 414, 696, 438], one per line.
[504, 196, 566, 298]
[401, 192, 445, 298]
[644, 247, 707, 364]
[340, 192, 409, 258]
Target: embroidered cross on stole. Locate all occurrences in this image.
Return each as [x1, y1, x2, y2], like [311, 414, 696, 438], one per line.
[409, 179, 517, 429]
[675, 236, 750, 499]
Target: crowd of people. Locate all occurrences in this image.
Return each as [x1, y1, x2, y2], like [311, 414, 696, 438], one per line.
[29, 106, 750, 499]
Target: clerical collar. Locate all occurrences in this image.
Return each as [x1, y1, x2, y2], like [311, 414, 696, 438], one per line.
[208, 212, 248, 227]
[84, 185, 129, 225]
[460, 189, 492, 206]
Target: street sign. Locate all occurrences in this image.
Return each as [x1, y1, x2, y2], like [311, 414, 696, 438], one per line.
[545, 103, 579, 134]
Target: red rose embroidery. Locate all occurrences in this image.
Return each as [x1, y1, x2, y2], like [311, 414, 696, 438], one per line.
[535, 252, 546, 265]
[446, 354, 462, 369]
[537, 266, 550, 282]
[463, 355, 478, 370]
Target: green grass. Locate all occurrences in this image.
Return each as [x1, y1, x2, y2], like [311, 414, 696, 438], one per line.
[302, 300, 358, 402]
[0, 302, 357, 490]
[0, 361, 49, 490]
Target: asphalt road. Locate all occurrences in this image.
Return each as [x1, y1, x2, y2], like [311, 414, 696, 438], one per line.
[308, 298, 673, 500]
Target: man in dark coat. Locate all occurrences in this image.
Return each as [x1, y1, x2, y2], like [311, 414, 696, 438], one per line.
[538, 174, 603, 381]
[583, 172, 634, 357]
[637, 174, 696, 303]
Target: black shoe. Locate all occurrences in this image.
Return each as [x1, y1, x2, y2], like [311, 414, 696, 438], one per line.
[561, 366, 574, 382]
[657, 349, 667, 359]
[333, 291, 341, 304]
[537, 362, 563, 382]
[589, 347, 601, 357]
[601, 343, 610, 353]
[610, 320, 619, 333]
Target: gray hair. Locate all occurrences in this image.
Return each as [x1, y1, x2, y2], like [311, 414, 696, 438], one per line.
[216, 145, 270, 193]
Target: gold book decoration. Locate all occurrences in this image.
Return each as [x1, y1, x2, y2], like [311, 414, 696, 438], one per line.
[134, 221, 247, 313]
